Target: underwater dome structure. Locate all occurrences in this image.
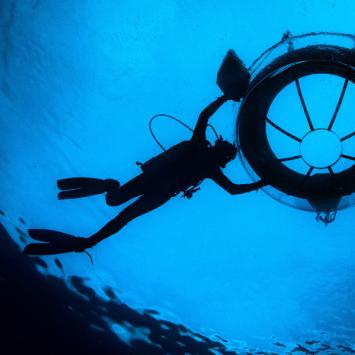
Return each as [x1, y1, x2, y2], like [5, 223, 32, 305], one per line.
[236, 32, 355, 213]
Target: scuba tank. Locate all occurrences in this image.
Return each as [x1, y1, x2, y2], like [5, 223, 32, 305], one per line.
[136, 141, 203, 199]
[137, 140, 192, 175]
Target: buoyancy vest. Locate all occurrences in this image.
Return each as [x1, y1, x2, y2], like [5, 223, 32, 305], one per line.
[138, 140, 212, 197]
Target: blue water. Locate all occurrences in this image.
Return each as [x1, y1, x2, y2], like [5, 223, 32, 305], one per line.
[0, 1, 354, 353]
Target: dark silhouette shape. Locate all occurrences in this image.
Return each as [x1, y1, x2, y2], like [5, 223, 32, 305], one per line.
[15, 226, 26, 236]
[23, 97, 267, 256]
[305, 340, 319, 345]
[103, 286, 117, 300]
[24, 229, 89, 255]
[316, 211, 337, 226]
[273, 341, 286, 348]
[216, 335, 228, 343]
[217, 49, 251, 101]
[338, 345, 355, 353]
[30, 256, 48, 270]
[54, 258, 64, 274]
[57, 177, 120, 200]
[15, 226, 28, 244]
[19, 235, 27, 243]
[0, 222, 237, 354]
[23, 51, 268, 256]
[3, 220, 355, 354]
[291, 344, 314, 354]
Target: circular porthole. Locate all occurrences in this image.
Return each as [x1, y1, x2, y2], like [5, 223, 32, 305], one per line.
[300, 129, 342, 169]
[237, 45, 355, 212]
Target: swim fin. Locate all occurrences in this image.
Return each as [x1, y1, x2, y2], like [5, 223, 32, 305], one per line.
[24, 229, 90, 255]
[28, 229, 77, 243]
[57, 177, 119, 200]
[23, 242, 78, 255]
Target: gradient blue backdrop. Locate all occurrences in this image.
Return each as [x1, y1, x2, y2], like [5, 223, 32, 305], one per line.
[0, 0, 354, 351]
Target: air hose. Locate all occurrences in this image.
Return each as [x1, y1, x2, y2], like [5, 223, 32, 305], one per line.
[148, 114, 219, 151]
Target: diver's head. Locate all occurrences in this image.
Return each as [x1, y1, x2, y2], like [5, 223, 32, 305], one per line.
[211, 138, 238, 168]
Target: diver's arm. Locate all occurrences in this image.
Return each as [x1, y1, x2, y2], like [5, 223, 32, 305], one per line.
[192, 96, 228, 142]
[210, 168, 267, 195]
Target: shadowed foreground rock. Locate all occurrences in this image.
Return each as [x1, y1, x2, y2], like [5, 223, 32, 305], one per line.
[1, 222, 354, 355]
[0, 223, 235, 355]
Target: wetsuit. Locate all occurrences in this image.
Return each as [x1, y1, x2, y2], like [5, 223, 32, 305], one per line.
[88, 96, 264, 247]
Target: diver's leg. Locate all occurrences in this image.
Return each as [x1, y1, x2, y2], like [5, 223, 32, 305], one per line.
[24, 192, 171, 255]
[105, 174, 147, 206]
[89, 193, 171, 246]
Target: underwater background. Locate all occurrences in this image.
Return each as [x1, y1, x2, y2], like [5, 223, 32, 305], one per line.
[0, 0, 354, 354]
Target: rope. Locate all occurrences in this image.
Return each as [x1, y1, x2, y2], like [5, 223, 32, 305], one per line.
[248, 31, 355, 76]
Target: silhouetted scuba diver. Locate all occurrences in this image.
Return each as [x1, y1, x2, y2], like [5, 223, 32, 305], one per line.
[23, 51, 269, 256]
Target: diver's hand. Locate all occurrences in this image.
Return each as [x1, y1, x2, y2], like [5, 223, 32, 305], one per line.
[255, 178, 269, 189]
[220, 93, 238, 102]
[215, 95, 229, 103]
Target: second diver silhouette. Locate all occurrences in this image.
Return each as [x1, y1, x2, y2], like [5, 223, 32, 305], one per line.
[23, 50, 269, 256]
